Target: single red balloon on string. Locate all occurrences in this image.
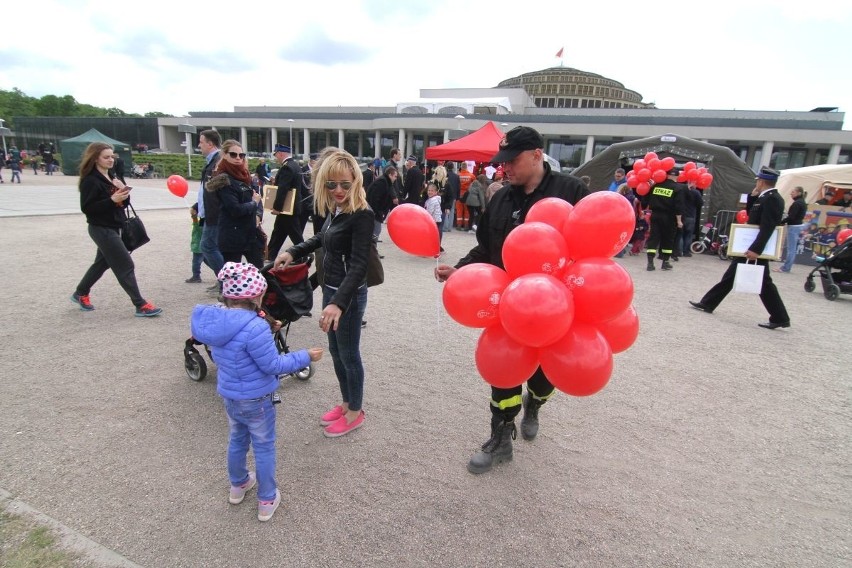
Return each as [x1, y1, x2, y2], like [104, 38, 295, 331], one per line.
[562, 258, 634, 323]
[595, 305, 639, 354]
[647, 158, 662, 171]
[539, 322, 613, 397]
[683, 161, 696, 172]
[697, 172, 713, 189]
[735, 209, 749, 224]
[661, 157, 676, 171]
[503, 222, 569, 279]
[475, 325, 540, 389]
[632, 159, 647, 172]
[636, 182, 651, 196]
[651, 169, 667, 183]
[636, 168, 652, 182]
[626, 174, 638, 188]
[563, 191, 636, 259]
[167, 175, 189, 198]
[442, 264, 511, 328]
[644, 152, 659, 162]
[386, 204, 440, 257]
[499, 274, 575, 348]
[526, 197, 574, 234]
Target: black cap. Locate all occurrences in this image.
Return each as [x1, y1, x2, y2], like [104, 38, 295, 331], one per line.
[273, 144, 291, 154]
[491, 126, 544, 163]
[756, 166, 780, 181]
[668, 167, 681, 177]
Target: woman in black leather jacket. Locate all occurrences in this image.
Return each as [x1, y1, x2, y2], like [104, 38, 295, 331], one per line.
[207, 139, 263, 268]
[274, 150, 374, 438]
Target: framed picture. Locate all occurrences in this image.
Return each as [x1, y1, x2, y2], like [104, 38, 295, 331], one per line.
[261, 185, 297, 215]
[727, 223, 784, 260]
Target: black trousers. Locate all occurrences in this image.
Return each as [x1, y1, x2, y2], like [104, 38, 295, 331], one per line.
[700, 257, 790, 323]
[76, 224, 145, 307]
[267, 213, 304, 260]
[222, 246, 263, 270]
[646, 213, 676, 259]
[490, 367, 555, 421]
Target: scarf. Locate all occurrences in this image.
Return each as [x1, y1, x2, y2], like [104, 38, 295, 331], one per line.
[215, 158, 252, 186]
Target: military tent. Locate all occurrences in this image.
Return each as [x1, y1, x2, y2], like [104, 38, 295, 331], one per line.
[776, 164, 852, 206]
[572, 133, 756, 222]
[59, 128, 132, 177]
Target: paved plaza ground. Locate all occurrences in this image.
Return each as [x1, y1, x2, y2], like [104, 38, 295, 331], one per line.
[0, 173, 849, 567]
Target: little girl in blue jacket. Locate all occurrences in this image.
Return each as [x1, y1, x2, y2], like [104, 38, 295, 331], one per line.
[191, 262, 323, 521]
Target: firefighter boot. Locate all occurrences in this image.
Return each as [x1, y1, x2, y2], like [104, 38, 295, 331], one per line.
[646, 253, 656, 271]
[520, 392, 543, 441]
[661, 258, 674, 270]
[467, 416, 517, 474]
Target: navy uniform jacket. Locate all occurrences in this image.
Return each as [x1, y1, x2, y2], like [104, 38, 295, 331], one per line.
[272, 157, 304, 215]
[456, 163, 588, 269]
[746, 188, 784, 255]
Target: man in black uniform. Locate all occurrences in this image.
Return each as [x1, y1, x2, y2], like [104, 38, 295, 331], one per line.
[402, 155, 424, 204]
[643, 168, 684, 271]
[689, 166, 791, 329]
[267, 144, 305, 260]
[435, 126, 589, 474]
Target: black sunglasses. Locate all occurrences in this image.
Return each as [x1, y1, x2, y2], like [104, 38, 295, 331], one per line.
[324, 181, 353, 190]
[227, 151, 247, 159]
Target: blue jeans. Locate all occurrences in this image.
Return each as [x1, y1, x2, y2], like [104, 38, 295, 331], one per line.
[781, 225, 804, 272]
[191, 252, 203, 279]
[200, 223, 224, 278]
[223, 395, 277, 501]
[442, 201, 456, 232]
[680, 217, 696, 255]
[323, 284, 368, 411]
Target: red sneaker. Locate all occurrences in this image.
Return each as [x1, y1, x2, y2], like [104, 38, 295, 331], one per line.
[70, 293, 94, 311]
[320, 405, 344, 426]
[135, 303, 163, 317]
[323, 411, 365, 438]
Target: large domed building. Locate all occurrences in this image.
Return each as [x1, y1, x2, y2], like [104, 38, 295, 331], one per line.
[496, 67, 653, 110]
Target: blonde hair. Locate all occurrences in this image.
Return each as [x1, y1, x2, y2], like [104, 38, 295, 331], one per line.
[431, 165, 447, 187]
[312, 150, 367, 216]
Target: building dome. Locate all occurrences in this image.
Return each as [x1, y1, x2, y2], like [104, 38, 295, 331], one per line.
[496, 67, 653, 110]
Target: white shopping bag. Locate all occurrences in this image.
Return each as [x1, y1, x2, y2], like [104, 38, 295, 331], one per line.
[733, 260, 764, 294]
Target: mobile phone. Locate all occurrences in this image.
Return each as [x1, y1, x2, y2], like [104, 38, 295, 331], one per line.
[124, 186, 133, 191]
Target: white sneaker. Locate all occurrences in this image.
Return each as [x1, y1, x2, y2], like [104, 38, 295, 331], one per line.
[257, 489, 281, 522]
[471, 225, 477, 231]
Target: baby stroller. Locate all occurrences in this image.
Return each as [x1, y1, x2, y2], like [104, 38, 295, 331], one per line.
[183, 257, 316, 381]
[803, 239, 852, 301]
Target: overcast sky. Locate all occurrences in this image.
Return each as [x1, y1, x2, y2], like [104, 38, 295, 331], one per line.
[4, 0, 850, 128]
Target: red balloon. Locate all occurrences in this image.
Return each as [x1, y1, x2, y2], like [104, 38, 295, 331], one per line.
[475, 325, 540, 389]
[526, 197, 574, 235]
[563, 192, 636, 259]
[837, 228, 852, 245]
[687, 169, 700, 182]
[167, 175, 189, 198]
[651, 169, 667, 183]
[595, 305, 639, 354]
[661, 157, 676, 171]
[644, 152, 659, 162]
[683, 161, 696, 172]
[647, 158, 662, 171]
[636, 168, 652, 182]
[503, 222, 569, 279]
[539, 322, 613, 397]
[386, 204, 440, 257]
[562, 258, 634, 323]
[697, 172, 713, 189]
[626, 174, 639, 189]
[499, 274, 575, 348]
[736, 210, 749, 224]
[696, 167, 707, 175]
[677, 173, 688, 183]
[636, 182, 651, 196]
[632, 159, 647, 172]
[442, 264, 511, 328]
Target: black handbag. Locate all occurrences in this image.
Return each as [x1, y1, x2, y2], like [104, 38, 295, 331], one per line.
[366, 239, 384, 287]
[121, 203, 150, 251]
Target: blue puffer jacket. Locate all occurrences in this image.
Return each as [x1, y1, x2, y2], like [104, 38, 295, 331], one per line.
[190, 304, 311, 400]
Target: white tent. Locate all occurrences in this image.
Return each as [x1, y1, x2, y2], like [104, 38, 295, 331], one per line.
[777, 164, 852, 205]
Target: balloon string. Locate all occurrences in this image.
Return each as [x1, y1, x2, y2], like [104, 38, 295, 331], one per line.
[435, 256, 443, 330]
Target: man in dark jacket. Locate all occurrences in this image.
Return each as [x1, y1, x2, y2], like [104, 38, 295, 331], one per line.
[366, 166, 399, 241]
[435, 126, 589, 475]
[197, 130, 223, 287]
[679, 181, 704, 257]
[402, 155, 424, 204]
[773, 185, 807, 273]
[443, 163, 461, 232]
[267, 144, 305, 260]
[690, 166, 790, 329]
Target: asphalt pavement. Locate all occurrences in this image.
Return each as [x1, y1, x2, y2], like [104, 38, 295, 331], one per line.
[0, 171, 849, 567]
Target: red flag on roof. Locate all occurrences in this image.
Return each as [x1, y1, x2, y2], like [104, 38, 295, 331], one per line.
[555, 47, 564, 58]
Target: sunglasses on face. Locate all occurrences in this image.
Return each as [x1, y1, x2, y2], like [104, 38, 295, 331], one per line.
[227, 152, 247, 159]
[324, 181, 353, 190]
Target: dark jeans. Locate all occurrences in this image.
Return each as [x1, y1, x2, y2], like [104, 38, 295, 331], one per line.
[267, 214, 304, 260]
[76, 224, 145, 307]
[322, 284, 368, 411]
[678, 217, 696, 255]
[490, 367, 555, 421]
[191, 252, 203, 278]
[200, 223, 224, 278]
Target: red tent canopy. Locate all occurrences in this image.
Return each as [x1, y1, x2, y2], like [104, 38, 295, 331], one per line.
[424, 121, 504, 163]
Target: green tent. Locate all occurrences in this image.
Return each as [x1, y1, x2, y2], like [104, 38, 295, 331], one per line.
[58, 128, 132, 177]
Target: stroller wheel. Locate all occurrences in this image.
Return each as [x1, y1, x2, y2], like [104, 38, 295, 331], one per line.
[824, 284, 840, 301]
[804, 279, 816, 293]
[185, 352, 207, 381]
[292, 362, 315, 381]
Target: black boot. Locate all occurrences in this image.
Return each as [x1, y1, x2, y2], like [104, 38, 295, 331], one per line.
[646, 254, 656, 271]
[520, 392, 543, 441]
[661, 259, 673, 270]
[467, 416, 516, 474]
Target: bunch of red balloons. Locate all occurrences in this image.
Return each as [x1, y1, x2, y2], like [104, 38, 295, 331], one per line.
[167, 175, 189, 198]
[625, 152, 676, 196]
[442, 193, 640, 397]
[676, 162, 714, 189]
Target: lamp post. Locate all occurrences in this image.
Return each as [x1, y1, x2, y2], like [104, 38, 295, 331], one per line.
[178, 123, 197, 178]
[287, 119, 294, 151]
[0, 119, 10, 157]
[454, 114, 465, 130]
[500, 122, 509, 132]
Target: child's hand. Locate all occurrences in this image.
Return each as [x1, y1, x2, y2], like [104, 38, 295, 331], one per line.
[307, 348, 324, 362]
